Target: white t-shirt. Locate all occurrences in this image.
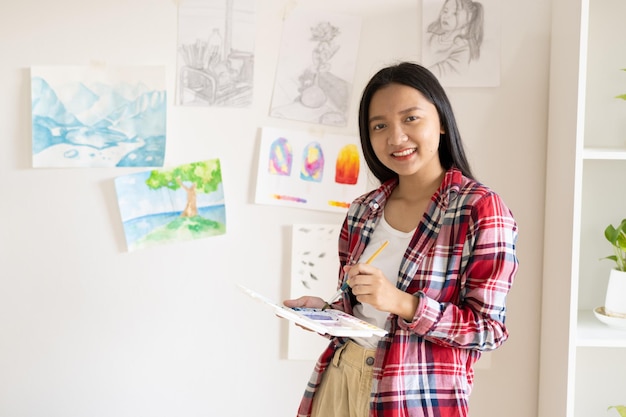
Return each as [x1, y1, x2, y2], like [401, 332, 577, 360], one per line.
[351, 214, 415, 348]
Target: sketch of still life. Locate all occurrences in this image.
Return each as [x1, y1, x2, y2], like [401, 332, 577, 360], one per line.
[31, 65, 166, 168]
[270, 10, 362, 127]
[288, 224, 340, 360]
[176, 0, 255, 107]
[114, 159, 226, 252]
[254, 127, 368, 213]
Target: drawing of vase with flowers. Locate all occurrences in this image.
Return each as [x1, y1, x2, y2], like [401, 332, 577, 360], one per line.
[298, 22, 341, 109]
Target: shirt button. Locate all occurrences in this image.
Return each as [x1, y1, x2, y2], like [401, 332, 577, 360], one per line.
[366, 357, 375, 366]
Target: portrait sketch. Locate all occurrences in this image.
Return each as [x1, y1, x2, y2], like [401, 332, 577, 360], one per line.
[176, 0, 255, 107]
[270, 9, 362, 127]
[421, 0, 501, 87]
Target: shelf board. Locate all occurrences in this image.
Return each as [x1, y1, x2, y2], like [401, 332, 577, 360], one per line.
[583, 148, 626, 160]
[577, 309, 626, 347]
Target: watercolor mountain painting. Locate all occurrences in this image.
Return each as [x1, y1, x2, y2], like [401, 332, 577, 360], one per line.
[115, 159, 226, 252]
[31, 66, 166, 168]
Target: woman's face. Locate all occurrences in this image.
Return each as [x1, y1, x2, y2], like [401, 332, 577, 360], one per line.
[439, 0, 469, 32]
[368, 83, 444, 180]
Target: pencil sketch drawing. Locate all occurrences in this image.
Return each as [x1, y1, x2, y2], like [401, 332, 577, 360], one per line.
[115, 159, 226, 252]
[255, 127, 367, 213]
[176, 0, 255, 107]
[421, 0, 501, 87]
[288, 224, 340, 359]
[270, 10, 362, 127]
[31, 66, 166, 168]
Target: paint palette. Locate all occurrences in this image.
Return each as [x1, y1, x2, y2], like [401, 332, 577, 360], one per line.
[238, 284, 388, 338]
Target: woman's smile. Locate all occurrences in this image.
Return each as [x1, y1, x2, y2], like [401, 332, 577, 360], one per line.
[368, 83, 444, 179]
[391, 148, 417, 159]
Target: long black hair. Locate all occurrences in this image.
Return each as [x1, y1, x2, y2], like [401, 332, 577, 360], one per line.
[358, 62, 475, 183]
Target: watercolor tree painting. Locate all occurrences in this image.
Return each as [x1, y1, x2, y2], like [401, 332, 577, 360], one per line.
[115, 159, 226, 252]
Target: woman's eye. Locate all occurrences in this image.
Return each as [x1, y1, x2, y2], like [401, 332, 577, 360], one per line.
[405, 115, 418, 122]
[371, 123, 386, 131]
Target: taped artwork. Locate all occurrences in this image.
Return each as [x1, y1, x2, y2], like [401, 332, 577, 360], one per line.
[421, 0, 501, 87]
[269, 9, 362, 127]
[254, 127, 368, 213]
[31, 65, 166, 168]
[176, 0, 255, 107]
[115, 159, 226, 252]
[288, 224, 340, 360]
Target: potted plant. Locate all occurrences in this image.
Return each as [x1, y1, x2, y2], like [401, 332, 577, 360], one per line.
[601, 220, 626, 318]
[616, 68, 626, 101]
[609, 405, 626, 417]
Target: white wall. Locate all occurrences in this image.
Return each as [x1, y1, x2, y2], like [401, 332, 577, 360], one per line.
[0, 0, 550, 416]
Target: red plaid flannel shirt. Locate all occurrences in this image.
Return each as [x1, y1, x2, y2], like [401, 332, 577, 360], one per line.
[297, 168, 518, 417]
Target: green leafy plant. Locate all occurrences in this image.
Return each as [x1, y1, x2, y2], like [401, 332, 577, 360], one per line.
[608, 405, 626, 417]
[617, 68, 626, 100]
[602, 219, 626, 271]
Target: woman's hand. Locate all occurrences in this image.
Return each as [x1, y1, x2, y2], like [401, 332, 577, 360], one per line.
[283, 296, 325, 309]
[345, 264, 419, 321]
[282, 296, 327, 333]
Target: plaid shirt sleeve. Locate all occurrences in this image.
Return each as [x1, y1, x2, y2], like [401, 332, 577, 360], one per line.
[400, 189, 518, 351]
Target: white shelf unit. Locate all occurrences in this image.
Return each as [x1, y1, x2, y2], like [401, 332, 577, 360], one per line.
[577, 310, 626, 348]
[583, 148, 626, 160]
[540, 0, 626, 416]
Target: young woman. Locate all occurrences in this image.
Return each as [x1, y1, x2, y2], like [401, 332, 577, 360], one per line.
[284, 62, 518, 417]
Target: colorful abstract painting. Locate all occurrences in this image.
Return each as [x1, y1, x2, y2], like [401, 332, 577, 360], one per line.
[254, 127, 367, 213]
[115, 159, 226, 252]
[31, 65, 166, 168]
[288, 224, 340, 360]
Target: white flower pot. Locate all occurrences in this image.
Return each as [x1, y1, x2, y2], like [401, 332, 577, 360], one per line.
[605, 269, 626, 318]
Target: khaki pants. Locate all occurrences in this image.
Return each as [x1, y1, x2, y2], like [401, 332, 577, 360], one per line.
[311, 341, 377, 417]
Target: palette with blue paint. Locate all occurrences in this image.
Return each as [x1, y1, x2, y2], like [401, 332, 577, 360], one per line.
[291, 307, 338, 321]
[238, 284, 388, 338]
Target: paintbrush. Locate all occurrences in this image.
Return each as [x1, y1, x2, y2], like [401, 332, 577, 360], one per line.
[321, 240, 389, 310]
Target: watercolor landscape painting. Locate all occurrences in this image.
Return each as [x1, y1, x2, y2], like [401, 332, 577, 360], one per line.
[31, 65, 166, 168]
[114, 159, 226, 252]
